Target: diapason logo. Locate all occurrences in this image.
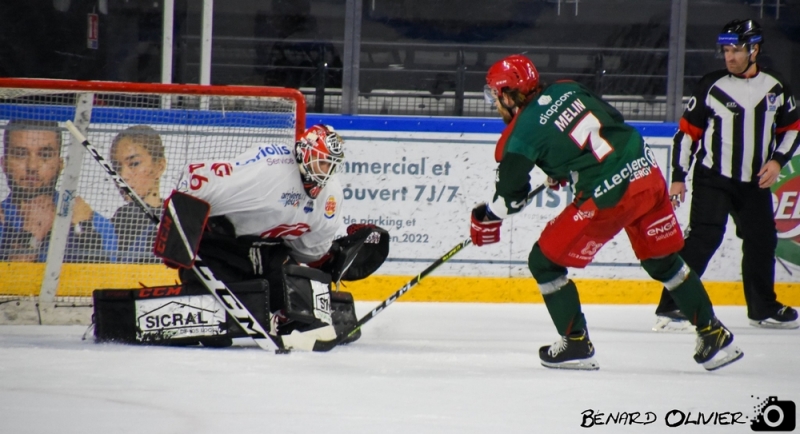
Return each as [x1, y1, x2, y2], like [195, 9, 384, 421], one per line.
[772, 155, 800, 267]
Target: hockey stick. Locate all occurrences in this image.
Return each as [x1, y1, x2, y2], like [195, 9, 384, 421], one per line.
[64, 121, 286, 353]
[312, 183, 548, 352]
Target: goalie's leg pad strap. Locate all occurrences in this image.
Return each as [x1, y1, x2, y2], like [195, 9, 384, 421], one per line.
[154, 191, 211, 268]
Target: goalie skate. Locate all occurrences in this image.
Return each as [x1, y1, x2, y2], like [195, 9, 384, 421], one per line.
[652, 310, 695, 333]
[280, 320, 337, 351]
[539, 330, 600, 371]
[694, 319, 743, 371]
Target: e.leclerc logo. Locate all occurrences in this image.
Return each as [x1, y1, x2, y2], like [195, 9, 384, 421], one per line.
[772, 154, 800, 267]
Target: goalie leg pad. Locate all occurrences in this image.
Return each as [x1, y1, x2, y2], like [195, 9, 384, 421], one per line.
[331, 291, 361, 344]
[93, 279, 269, 347]
[275, 265, 338, 350]
[279, 264, 333, 327]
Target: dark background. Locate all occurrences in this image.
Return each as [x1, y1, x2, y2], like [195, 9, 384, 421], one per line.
[1, 0, 798, 118]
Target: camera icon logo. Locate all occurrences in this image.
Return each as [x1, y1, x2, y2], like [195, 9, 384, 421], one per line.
[751, 396, 796, 431]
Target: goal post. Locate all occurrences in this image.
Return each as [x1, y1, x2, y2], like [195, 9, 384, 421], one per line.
[0, 78, 306, 324]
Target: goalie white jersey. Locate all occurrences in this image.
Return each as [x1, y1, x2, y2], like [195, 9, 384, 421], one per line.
[174, 143, 343, 261]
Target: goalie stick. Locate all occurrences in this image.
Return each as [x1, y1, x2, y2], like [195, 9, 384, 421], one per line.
[312, 183, 548, 352]
[64, 121, 286, 353]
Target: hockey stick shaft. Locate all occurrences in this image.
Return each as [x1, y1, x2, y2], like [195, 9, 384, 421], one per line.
[64, 121, 281, 352]
[312, 183, 547, 352]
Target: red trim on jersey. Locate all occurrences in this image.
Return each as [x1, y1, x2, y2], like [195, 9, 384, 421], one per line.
[679, 118, 705, 142]
[776, 119, 800, 134]
[495, 114, 521, 162]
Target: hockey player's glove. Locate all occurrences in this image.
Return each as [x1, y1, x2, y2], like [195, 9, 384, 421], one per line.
[470, 203, 502, 246]
[546, 176, 568, 191]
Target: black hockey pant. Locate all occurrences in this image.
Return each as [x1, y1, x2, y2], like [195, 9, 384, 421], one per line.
[657, 166, 781, 320]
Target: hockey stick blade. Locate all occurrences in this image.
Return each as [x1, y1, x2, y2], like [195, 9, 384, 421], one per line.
[312, 183, 547, 352]
[64, 121, 284, 353]
[312, 238, 471, 352]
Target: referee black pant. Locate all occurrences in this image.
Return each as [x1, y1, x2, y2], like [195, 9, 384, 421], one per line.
[657, 165, 782, 320]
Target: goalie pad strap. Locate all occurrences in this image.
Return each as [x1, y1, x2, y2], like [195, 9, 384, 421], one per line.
[154, 191, 211, 268]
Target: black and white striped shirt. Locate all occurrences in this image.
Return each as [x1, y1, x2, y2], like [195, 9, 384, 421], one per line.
[672, 67, 800, 183]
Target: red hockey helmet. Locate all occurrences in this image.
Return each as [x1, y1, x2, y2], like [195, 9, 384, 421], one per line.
[484, 54, 540, 104]
[295, 124, 345, 198]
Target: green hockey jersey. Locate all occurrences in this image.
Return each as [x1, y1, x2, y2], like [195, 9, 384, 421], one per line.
[490, 81, 657, 217]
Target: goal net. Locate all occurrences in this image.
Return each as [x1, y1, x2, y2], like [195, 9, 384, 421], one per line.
[0, 78, 305, 324]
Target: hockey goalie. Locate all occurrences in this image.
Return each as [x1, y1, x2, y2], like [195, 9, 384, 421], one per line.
[92, 125, 389, 350]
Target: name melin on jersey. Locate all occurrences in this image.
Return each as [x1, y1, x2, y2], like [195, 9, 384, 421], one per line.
[554, 99, 588, 132]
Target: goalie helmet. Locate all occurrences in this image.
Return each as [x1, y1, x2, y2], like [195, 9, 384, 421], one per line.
[717, 19, 762, 56]
[295, 124, 344, 199]
[484, 54, 540, 105]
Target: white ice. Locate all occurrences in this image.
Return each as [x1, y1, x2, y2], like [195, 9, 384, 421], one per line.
[1, 303, 797, 434]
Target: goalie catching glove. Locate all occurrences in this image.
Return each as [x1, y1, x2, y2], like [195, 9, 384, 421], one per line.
[311, 223, 390, 282]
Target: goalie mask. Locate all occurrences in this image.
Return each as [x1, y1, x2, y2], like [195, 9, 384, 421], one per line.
[295, 124, 344, 199]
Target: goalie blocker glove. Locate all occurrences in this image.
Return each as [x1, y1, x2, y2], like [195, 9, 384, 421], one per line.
[153, 191, 211, 268]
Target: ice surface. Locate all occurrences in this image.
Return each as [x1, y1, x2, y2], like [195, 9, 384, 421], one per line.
[1, 303, 797, 434]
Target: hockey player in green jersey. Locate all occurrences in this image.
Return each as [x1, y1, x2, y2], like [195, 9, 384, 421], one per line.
[470, 54, 743, 371]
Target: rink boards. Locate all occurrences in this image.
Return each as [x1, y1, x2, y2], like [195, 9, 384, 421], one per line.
[1, 114, 798, 303]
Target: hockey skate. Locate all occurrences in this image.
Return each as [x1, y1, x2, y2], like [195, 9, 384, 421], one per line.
[652, 309, 696, 333]
[280, 318, 337, 351]
[693, 318, 743, 371]
[270, 310, 337, 351]
[749, 306, 799, 330]
[539, 330, 599, 371]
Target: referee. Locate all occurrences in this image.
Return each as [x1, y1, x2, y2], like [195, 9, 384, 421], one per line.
[655, 19, 800, 330]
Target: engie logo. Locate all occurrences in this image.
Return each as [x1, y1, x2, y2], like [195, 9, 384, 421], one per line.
[772, 156, 800, 267]
[645, 215, 678, 241]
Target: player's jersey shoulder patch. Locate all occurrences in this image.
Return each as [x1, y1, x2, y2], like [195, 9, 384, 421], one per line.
[324, 195, 337, 219]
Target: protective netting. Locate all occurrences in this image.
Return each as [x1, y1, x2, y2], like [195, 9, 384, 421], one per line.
[0, 81, 303, 299]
